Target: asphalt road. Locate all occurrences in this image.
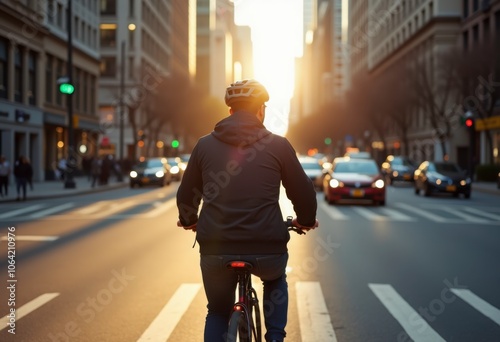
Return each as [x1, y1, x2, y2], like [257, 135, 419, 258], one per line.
[0, 182, 499, 341]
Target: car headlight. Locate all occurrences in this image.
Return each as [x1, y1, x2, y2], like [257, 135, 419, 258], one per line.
[170, 166, 180, 174]
[329, 179, 343, 188]
[130, 171, 138, 178]
[373, 179, 385, 189]
[155, 170, 164, 178]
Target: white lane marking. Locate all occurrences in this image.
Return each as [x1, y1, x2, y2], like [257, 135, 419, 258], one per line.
[394, 203, 448, 222]
[296, 282, 337, 342]
[369, 284, 445, 342]
[139, 199, 176, 218]
[1, 235, 59, 241]
[380, 208, 416, 221]
[0, 204, 45, 219]
[319, 202, 349, 220]
[463, 207, 500, 221]
[438, 207, 489, 223]
[0, 293, 60, 331]
[137, 283, 201, 342]
[29, 203, 75, 218]
[93, 200, 137, 218]
[451, 289, 500, 326]
[76, 201, 107, 214]
[352, 207, 387, 221]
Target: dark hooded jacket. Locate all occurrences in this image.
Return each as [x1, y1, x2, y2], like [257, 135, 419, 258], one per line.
[177, 111, 317, 255]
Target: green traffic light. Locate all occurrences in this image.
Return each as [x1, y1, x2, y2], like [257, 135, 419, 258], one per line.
[59, 83, 75, 95]
[324, 137, 332, 145]
[171, 140, 180, 148]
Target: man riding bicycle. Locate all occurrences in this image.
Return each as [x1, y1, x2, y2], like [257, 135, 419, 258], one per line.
[176, 79, 318, 342]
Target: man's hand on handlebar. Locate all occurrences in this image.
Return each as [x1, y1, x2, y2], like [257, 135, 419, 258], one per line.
[177, 220, 197, 232]
[291, 218, 319, 232]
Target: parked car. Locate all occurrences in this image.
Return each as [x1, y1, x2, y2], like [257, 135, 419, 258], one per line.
[299, 156, 325, 190]
[166, 157, 186, 181]
[413, 161, 471, 198]
[323, 157, 386, 205]
[381, 155, 417, 185]
[129, 158, 172, 188]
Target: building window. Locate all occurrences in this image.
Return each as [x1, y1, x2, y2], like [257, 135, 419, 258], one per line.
[473, 0, 478, 12]
[75, 68, 80, 110]
[100, 56, 116, 77]
[28, 51, 36, 106]
[0, 39, 7, 99]
[45, 55, 53, 103]
[463, 0, 469, 18]
[56, 59, 64, 106]
[462, 31, 469, 51]
[129, 0, 135, 17]
[90, 75, 96, 113]
[472, 24, 479, 45]
[83, 73, 88, 113]
[100, 0, 116, 15]
[14, 46, 23, 103]
[100, 24, 117, 47]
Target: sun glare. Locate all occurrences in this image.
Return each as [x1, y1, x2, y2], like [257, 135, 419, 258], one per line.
[234, 0, 303, 135]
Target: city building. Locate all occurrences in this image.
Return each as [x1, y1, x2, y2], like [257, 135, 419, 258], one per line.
[0, 0, 101, 181]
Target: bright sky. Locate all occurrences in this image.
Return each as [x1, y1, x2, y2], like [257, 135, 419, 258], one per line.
[233, 0, 303, 135]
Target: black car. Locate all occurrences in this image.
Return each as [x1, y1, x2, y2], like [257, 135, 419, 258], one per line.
[129, 158, 172, 188]
[381, 155, 417, 185]
[414, 161, 471, 198]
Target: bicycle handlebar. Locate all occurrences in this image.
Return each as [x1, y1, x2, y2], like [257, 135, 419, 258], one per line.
[284, 216, 307, 235]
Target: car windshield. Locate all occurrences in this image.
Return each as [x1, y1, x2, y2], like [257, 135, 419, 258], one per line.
[392, 158, 414, 167]
[434, 163, 461, 173]
[301, 162, 322, 170]
[136, 159, 163, 168]
[334, 161, 379, 174]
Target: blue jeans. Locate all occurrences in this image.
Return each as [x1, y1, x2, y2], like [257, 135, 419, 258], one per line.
[200, 253, 289, 342]
[16, 177, 27, 199]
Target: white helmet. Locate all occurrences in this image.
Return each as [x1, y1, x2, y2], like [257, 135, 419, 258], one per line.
[224, 79, 270, 106]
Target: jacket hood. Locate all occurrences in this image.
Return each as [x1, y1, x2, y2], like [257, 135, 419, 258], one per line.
[211, 110, 272, 147]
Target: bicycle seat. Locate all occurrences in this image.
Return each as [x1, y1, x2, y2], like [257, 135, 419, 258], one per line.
[226, 261, 253, 270]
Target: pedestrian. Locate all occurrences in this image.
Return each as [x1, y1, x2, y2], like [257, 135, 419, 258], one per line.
[176, 79, 319, 342]
[90, 156, 101, 187]
[14, 156, 33, 201]
[58, 157, 67, 181]
[0, 155, 11, 197]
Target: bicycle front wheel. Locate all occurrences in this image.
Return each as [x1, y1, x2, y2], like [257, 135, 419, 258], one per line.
[226, 309, 252, 342]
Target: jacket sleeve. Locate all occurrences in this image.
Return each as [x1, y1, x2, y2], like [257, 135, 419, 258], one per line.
[280, 139, 317, 227]
[176, 144, 203, 226]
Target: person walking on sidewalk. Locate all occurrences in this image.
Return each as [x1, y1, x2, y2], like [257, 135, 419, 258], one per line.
[14, 156, 33, 201]
[0, 155, 11, 197]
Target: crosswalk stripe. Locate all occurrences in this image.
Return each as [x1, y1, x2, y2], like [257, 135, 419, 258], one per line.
[451, 289, 500, 326]
[437, 207, 490, 223]
[29, 203, 75, 218]
[0, 292, 60, 331]
[0, 204, 45, 219]
[137, 283, 201, 342]
[296, 282, 338, 342]
[394, 203, 448, 222]
[138, 199, 176, 218]
[75, 201, 107, 214]
[369, 283, 445, 342]
[379, 208, 416, 221]
[352, 207, 388, 221]
[93, 200, 137, 218]
[462, 207, 500, 221]
[320, 202, 349, 220]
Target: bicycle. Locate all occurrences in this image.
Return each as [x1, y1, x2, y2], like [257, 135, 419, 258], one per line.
[225, 216, 306, 342]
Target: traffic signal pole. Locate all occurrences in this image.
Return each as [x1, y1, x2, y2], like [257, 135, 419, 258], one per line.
[64, 0, 76, 189]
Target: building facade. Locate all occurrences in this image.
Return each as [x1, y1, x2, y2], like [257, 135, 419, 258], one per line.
[0, 0, 101, 181]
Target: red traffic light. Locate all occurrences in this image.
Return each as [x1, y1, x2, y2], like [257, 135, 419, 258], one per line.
[465, 118, 474, 127]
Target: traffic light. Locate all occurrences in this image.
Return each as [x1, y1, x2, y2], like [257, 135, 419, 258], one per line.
[57, 76, 75, 95]
[171, 139, 180, 149]
[464, 117, 474, 129]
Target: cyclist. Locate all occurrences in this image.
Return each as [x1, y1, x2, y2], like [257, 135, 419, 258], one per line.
[176, 79, 318, 342]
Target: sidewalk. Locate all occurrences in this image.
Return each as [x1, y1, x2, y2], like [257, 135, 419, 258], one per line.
[0, 175, 129, 203]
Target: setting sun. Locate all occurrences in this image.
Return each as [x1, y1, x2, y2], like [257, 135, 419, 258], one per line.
[234, 0, 303, 135]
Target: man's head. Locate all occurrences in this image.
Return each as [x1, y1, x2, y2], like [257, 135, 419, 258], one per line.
[225, 79, 269, 121]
